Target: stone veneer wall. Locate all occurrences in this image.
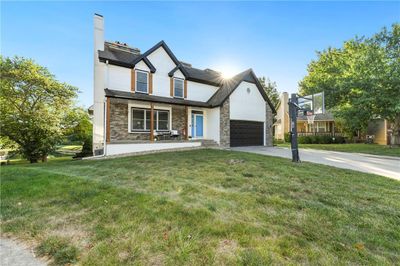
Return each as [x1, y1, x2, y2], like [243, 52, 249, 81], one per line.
[265, 103, 274, 146]
[219, 98, 230, 147]
[171, 106, 186, 135]
[109, 98, 187, 143]
[109, 98, 149, 142]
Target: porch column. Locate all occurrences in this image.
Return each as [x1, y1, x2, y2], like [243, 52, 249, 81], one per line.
[184, 106, 189, 140]
[150, 103, 154, 142]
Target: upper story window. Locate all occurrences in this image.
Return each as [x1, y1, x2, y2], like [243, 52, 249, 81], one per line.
[173, 78, 184, 98]
[136, 70, 148, 93]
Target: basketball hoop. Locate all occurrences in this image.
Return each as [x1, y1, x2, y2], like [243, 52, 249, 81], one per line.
[306, 111, 316, 124]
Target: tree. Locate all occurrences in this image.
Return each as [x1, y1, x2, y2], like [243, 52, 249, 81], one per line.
[63, 107, 92, 143]
[63, 107, 93, 158]
[0, 56, 78, 162]
[258, 76, 279, 108]
[299, 24, 400, 144]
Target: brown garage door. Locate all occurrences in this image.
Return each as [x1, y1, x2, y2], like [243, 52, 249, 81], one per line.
[230, 120, 264, 147]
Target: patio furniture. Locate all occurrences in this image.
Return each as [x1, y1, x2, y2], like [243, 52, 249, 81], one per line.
[170, 130, 180, 140]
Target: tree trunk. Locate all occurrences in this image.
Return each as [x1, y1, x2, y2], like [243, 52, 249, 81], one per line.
[30, 158, 38, 163]
[41, 154, 48, 162]
[390, 116, 400, 146]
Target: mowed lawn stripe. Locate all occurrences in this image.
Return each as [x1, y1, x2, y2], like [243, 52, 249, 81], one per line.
[1, 149, 399, 265]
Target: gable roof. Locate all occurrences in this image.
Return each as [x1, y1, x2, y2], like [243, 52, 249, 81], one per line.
[168, 64, 223, 86]
[207, 69, 276, 113]
[131, 41, 181, 70]
[99, 41, 276, 111]
[99, 40, 223, 86]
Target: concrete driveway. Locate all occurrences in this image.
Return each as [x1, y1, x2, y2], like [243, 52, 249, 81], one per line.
[232, 146, 400, 181]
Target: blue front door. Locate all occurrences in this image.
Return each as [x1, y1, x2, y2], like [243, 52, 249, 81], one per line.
[195, 115, 203, 138]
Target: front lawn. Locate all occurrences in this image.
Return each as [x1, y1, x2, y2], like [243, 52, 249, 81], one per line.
[0, 145, 82, 165]
[277, 143, 400, 157]
[1, 149, 399, 265]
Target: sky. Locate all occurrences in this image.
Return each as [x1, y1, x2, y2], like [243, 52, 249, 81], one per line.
[2, 1, 399, 108]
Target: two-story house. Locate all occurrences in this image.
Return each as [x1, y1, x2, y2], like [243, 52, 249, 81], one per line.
[93, 14, 275, 156]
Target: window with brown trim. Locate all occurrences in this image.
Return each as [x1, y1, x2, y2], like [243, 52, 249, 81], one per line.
[135, 70, 148, 93]
[173, 78, 184, 98]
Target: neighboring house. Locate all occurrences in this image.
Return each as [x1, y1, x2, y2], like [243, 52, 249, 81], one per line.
[274, 92, 290, 140]
[274, 92, 342, 139]
[274, 92, 390, 145]
[93, 14, 275, 156]
[366, 119, 391, 145]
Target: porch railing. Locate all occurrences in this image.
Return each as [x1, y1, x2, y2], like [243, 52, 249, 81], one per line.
[298, 132, 344, 137]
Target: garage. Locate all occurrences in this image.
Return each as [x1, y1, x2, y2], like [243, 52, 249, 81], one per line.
[230, 120, 264, 147]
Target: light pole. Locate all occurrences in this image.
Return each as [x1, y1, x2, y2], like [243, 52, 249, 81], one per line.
[288, 93, 300, 162]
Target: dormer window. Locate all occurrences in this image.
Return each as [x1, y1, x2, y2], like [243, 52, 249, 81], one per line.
[136, 70, 148, 93]
[173, 78, 184, 98]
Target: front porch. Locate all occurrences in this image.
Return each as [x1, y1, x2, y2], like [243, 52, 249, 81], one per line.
[104, 97, 220, 155]
[297, 120, 343, 137]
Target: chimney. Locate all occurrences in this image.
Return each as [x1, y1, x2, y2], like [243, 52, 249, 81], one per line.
[93, 13, 106, 153]
[94, 14, 104, 52]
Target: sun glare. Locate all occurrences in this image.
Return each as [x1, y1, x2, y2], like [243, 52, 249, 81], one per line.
[215, 64, 239, 80]
[221, 70, 236, 79]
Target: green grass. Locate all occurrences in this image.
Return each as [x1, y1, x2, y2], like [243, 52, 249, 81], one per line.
[1, 149, 399, 265]
[277, 143, 400, 157]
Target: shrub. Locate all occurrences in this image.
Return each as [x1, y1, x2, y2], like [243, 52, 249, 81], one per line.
[284, 133, 291, 143]
[273, 138, 285, 144]
[297, 135, 345, 144]
[74, 136, 93, 158]
[333, 136, 346, 144]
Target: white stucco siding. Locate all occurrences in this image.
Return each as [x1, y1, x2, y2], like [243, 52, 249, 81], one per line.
[135, 60, 150, 72]
[108, 65, 131, 92]
[187, 81, 219, 102]
[173, 69, 185, 79]
[205, 107, 220, 143]
[147, 47, 177, 97]
[229, 81, 266, 122]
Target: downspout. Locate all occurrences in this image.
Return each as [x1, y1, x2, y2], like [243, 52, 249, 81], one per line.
[103, 97, 107, 156]
[106, 60, 109, 88]
[103, 60, 109, 156]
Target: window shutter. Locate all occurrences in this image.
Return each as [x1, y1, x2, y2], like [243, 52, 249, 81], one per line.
[170, 77, 173, 97]
[131, 69, 135, 92]
[149, 73, 153, 94]
[184, 80, 187, 98]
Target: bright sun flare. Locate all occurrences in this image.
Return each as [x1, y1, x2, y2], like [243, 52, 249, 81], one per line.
[217, 64, 239, 79]
[221, 70, 236, 79]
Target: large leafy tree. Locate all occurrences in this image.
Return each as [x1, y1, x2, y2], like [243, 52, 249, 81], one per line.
[63, 107, 92, 143]
[0, 56, 78, 162]
[258, 76, 279, 108]
[300, 24, 400, 144]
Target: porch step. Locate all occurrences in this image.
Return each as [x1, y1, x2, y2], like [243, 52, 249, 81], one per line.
[201, 139, 219, 147]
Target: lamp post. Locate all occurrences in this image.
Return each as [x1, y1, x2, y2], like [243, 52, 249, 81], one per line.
[288, 93, 300, 162]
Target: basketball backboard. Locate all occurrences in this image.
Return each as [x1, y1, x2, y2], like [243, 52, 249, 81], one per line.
[297, 92, 325, 115]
